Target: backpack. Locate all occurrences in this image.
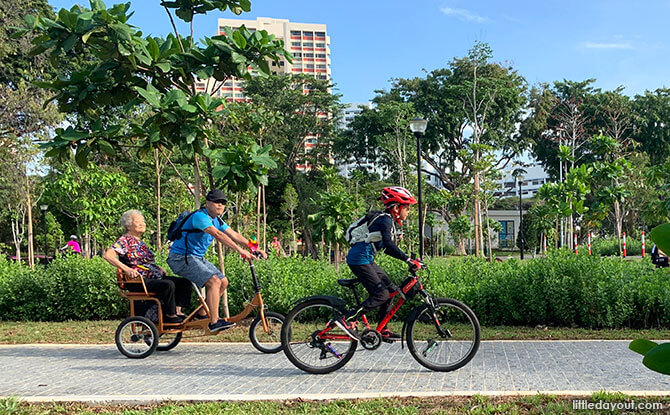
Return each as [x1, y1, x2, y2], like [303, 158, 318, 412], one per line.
[167, 210, 200, 242]
[345, 211, 389, 246]
[167, 209, 222, 262]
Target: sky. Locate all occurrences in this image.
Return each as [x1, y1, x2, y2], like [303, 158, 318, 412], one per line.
[47, 0, 670, 104]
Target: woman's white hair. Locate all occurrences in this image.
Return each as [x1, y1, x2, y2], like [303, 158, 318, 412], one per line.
[120, 209, 144, 231]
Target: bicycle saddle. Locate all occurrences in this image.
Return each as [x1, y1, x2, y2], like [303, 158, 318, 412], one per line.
[337, 278, 359, 287]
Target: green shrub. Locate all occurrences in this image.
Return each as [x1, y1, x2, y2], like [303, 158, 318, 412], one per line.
[0, 252, 668, 329]
[591, 236, 642, 256]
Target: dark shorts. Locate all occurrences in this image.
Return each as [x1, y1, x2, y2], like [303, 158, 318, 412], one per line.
[167, 253, 225, 288]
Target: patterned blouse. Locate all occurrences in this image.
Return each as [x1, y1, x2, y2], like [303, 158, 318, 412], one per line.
[111, 234, 163, 279]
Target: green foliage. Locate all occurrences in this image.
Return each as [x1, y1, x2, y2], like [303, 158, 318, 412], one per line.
[21, 0, 290, 167]
[0, 255, 125, 321]
[2, 250, 668, 330]
[207, 143, 277, 193]
[590, 236, 641, 256]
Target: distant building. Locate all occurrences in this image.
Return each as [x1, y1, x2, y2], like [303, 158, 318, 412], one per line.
[336, 102, 387, 178]
[495, 163, 550, 199]
[203, 17, 331, 171]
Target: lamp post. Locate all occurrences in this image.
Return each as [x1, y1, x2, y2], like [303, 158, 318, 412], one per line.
[40, 204, 48, 262]
[409, 117, 428, 259]
[517, 176, 524, 260]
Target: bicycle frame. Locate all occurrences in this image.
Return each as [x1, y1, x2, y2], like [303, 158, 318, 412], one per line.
[316, 272, 427, 343]
[160, 257, 270, 335]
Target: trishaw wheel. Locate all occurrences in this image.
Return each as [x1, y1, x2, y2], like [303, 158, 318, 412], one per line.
[157, 332, 183, 351]
[249, 311, 284, 354]
[115, 316, 159, 359]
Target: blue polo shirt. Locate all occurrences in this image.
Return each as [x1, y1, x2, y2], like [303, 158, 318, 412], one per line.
[169, 209, 229, 258]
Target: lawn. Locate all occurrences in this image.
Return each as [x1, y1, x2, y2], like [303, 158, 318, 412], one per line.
[1, 319, 669, 344]
[1, 393, 669, 414]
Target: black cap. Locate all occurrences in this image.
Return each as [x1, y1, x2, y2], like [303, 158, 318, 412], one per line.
[206, 188, 227, 203]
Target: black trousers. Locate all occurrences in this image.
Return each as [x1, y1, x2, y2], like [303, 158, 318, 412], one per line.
[128, 276, 192, 315]
[348, 262, 394, 322]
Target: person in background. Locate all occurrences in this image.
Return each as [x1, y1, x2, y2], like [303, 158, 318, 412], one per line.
[60, 235, 81, 255]
[651, 244, 669, 268]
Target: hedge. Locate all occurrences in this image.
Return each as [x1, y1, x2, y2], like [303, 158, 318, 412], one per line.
[0, 251, 668, 329]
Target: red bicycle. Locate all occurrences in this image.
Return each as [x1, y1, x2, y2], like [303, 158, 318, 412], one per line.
[280, 264, 481, 374]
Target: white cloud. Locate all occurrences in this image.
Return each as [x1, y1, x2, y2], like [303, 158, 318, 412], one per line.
[440, 7, 488, 23]
[582, 41, 633, 50]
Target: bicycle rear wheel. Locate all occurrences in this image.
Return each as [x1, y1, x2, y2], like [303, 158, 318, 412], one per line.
[281, 298, 357, 374]
[406, 298, 480, 372]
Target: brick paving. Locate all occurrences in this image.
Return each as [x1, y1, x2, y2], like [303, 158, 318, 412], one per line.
[1, 341, 669, 402]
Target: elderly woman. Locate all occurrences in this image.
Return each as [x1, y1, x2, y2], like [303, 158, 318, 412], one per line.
[104, 210, 191, 324]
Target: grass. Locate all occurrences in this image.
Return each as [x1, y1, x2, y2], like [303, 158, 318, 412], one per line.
[0, 319, 669, 344]
[1, 394, 669, 414]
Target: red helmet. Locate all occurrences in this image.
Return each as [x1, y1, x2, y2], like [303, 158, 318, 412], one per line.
[381, 186, 417, 206]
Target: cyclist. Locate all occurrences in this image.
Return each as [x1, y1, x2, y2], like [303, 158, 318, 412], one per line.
[167, 189, 266, 333]
[333, 186, 423, 340]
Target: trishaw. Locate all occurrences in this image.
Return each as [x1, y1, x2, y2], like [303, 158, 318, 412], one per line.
[114, 255, 283, 358]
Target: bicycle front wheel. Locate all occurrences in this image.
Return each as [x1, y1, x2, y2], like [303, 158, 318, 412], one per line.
[249, 311, 284, 354]
[281, 298, 357, 374]
[406, 298, 480, 372]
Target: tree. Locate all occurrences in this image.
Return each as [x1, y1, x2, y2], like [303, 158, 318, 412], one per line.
[19, 0, 290, 205]
[308, 190, 362, 270]
[281, 183, 299, 253]
[448, 215, 473, 256]
[633, 88, 670, 163]
[379, 42, 528, 255]
[334, 101, 416, 186]
[243, 74, 342, 257]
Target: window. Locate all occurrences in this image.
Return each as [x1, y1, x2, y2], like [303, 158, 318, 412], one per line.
[303, 42, 313, 47]
[293, 63, 302, 69]
[317, 74, 327, 79]
[315, 31, 325, 37]
[306, 63, 314, 68]
[279, 61, 284, 66]
[316, 53, 326, 58]
[291, 30, 301, 36]
[291, 42, 301, 47]
[302, 31, 313, 37]
[293, 52, 302, 58]
[315, 42, 325, 48]
[304, 53, 314, 58]
[316, 64, 326, 69]
[235, 93, 244, 98]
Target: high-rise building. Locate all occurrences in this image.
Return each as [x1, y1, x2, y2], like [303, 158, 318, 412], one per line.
[195, 17, 331, 102]
[197, 17, 332, 172]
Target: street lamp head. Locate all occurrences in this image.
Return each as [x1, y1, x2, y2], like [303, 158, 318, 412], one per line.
[40, 204, 48, 212]
[409, 118, 428, 134]
[516, 175, 525, 184]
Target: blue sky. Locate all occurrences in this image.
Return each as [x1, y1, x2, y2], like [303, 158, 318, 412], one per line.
[48, 0, 670, 103]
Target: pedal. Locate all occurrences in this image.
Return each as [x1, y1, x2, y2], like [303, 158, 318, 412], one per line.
[382, 338, 395, 344]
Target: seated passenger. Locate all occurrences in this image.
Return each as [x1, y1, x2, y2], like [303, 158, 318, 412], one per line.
[104, 209, 191, 323]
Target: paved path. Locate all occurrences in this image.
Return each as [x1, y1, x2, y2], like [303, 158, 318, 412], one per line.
[1, 341, 669, 403]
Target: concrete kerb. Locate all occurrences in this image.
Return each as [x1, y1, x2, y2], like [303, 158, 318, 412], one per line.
[17, 391, 670, 405]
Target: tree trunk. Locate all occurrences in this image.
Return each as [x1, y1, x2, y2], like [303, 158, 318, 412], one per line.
[614, 200, 623, 254]
[256, 185, 261, 243]
[155, 149, 162, 251]
[193, 155, 202, 209]
[334, 242, 340, 272]
[26, 176, 34, 268]
[262, 185, 267, 252]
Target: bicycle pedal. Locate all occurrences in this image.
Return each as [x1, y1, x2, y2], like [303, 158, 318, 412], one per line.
[382, 338, 395, 344]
